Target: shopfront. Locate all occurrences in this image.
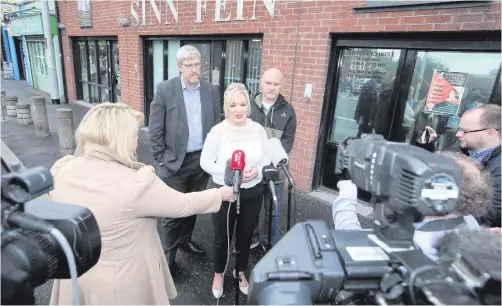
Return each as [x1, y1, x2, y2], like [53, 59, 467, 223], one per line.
[72, 37, 121, 103]
[314, 32, 501, 198]
[143, 36, 263, 124]
[58, 0, 501, 192]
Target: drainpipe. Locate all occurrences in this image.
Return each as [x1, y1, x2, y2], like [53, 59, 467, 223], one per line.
[54, 0, 68, 103]
[40, 0, 60, 104]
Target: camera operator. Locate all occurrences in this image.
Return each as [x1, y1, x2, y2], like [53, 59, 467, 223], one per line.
[332, 151, 492, 261]
[47, 103, 234, 305]
[417, 104, 501, 228]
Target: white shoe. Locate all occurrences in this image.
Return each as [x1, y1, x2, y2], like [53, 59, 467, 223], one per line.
[233, 270, 249, 296]
[212, 287, 223, 299]
[212, 278, 224, 299]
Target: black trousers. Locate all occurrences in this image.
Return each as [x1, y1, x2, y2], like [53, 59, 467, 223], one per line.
[210, 180, 264, 273]
[157, 151, 209, 264]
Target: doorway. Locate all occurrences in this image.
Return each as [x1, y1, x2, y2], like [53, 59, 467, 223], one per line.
[143, 36, 263, 125]
[14, 38, 25, 80]
[314, 32, 501, 201]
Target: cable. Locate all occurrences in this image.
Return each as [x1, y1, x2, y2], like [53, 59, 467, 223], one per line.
[274, 196, 280, 242]
[217, 195, 235, 306]
[408, 265, 441, 305]
[49, 228, 79, 306]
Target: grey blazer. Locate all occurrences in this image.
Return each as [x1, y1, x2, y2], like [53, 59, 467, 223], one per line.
[148, 76, 221, 178]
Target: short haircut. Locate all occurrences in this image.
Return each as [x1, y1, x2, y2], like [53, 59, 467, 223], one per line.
[480, 104, 501, 131]
[223, 83, 252, 119]
[436, 151, 492, 217]
[176, 45, 201, 65]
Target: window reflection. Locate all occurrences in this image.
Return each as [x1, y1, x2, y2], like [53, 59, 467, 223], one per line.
[331, 48, 401, 142]
[401, 51, 500, 150]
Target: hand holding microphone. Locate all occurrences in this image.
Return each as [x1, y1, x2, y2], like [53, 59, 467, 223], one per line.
[218, 186, 235, 202]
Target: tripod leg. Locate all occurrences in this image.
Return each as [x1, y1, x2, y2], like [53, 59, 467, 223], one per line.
[287, 184, 292, 231]
[267, 196, 273, 246]
[234, 269, 240, 305]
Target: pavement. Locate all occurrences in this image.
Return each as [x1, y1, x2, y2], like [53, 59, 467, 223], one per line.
[1, 76, 372, 305]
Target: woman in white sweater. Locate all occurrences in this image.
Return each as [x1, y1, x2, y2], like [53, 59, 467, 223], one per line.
[200, 83, 271, 298]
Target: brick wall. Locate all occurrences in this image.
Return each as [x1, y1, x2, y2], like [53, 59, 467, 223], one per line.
[58, 0, 501, 191]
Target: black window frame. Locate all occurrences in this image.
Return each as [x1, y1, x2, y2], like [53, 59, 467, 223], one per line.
[72, 36, 119, 104]
[142, 34, 263, 126]
[313, 31, 501, 191]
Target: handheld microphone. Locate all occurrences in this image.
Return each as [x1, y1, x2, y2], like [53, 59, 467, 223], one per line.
[262, 165, 279, 203]
[267, 138, 295, 187]
[231, 150, 246, 214]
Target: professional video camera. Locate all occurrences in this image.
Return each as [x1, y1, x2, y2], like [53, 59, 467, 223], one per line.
[1, 158, 101, 305]
[248, 134, 501, 305]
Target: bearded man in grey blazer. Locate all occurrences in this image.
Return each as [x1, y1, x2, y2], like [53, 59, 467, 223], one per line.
[149, 45, 221, 277]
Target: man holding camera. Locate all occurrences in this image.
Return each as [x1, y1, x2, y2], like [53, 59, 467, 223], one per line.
[417, 104, 501, 228]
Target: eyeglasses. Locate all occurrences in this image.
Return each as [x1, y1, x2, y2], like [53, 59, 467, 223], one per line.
[182, 62, 201, 69]
[457, 128, 498, 135]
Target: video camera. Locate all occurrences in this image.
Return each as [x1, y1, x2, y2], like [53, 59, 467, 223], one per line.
[248, 134, 500, 305]
[1, 158, 101, 305]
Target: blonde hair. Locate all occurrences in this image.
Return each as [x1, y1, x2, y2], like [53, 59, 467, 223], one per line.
[74, 102, 143, 164]
[223, 83, 251, 118]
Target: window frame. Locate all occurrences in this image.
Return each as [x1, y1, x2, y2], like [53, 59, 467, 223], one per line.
[313, 31, 501, 191]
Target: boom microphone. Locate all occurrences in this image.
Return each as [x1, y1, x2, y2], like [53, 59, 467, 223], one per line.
[267, 138, 294, 187]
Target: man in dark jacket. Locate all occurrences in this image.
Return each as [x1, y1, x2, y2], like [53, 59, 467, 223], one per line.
[249, 68, 297, 249]
[417, 104, 501, 227]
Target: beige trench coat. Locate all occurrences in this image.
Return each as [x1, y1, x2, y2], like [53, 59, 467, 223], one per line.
[48, 143, 222, 305]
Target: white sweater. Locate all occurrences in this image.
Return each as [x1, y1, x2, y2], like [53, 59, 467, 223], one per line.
[200, 119, 271, 189]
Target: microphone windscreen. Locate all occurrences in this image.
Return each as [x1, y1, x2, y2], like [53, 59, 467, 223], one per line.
[267, 138, 288, 166]
[224, 159, 233, 186]
[231, 150, 246, 171]
[262, 165, 279, 182]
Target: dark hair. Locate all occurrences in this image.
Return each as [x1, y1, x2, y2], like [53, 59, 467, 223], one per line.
[436, 151, 492, 217]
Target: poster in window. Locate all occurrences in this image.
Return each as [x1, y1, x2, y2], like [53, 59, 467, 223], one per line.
[78, 0, 92, 28]
[424, 70, 468, 116]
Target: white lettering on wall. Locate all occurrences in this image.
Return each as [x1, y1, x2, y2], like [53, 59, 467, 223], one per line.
[166, 0, 179, 24]
[150, 0, 161, 25]
[130, 0, 140, 27]
[235, 0, 245, 21]
[252, 0, 275, 20]
[130, 0, 274, 27]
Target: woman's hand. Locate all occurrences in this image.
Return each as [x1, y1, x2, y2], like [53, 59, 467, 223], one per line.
[219, 186, 235, 202]
[243, 168, 258, 183]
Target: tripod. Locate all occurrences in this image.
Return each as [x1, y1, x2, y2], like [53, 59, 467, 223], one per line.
[263, 181, 296, 251]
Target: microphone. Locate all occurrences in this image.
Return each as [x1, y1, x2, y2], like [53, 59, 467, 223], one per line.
[231, 150, 246, 214]
[262, 165, 279, 203]
[267, 138, 295, 187]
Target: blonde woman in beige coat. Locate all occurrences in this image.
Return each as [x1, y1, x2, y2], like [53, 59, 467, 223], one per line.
[48, 103, 234, 305]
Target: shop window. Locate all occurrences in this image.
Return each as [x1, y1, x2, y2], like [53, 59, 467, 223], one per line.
[400, 51, 501, 150]
[73, 38, 120, 103]
[330, 47, 402, 143]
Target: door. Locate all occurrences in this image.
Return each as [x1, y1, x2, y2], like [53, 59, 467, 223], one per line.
[322, 47, 403, 201]
[15, 38, 25, 80]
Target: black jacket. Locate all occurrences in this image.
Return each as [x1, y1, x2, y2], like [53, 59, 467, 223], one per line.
[250, 93, 297, 154]
[417, 140, 501, 227]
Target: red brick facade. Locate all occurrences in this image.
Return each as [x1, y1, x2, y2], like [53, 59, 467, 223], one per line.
[58, 0, 501, 191]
